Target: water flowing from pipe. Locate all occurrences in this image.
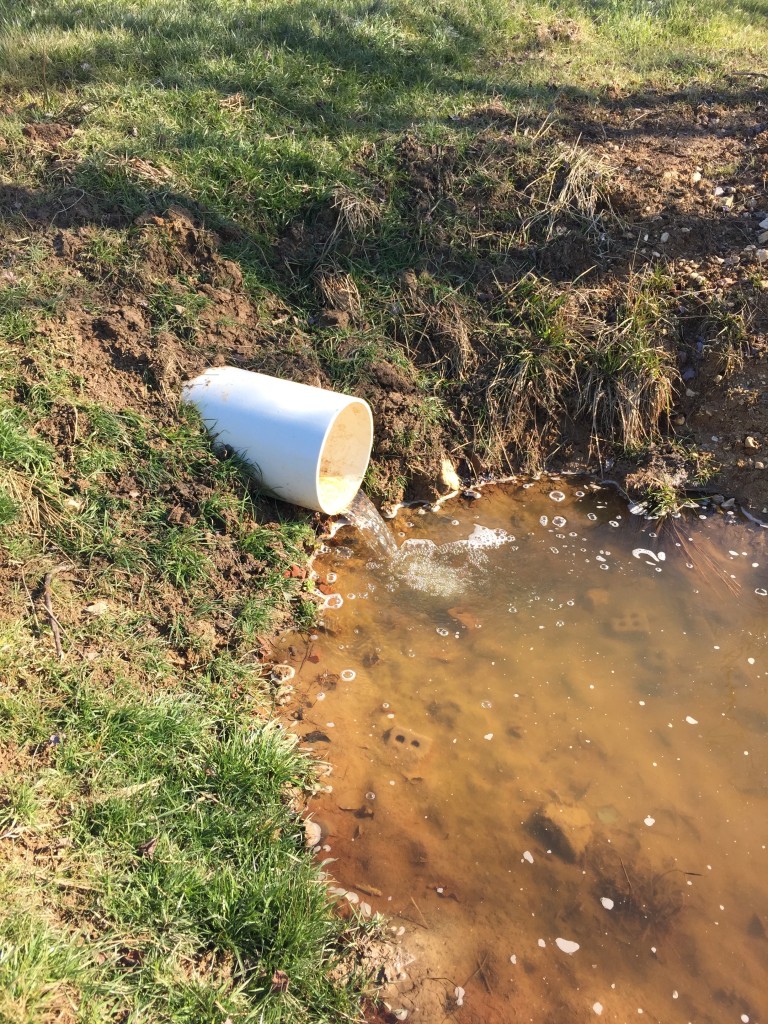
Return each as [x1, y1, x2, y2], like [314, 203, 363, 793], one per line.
[341, 491, 399, 558]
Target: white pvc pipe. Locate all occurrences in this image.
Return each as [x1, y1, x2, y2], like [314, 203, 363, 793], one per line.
[182, 366, 373, 515]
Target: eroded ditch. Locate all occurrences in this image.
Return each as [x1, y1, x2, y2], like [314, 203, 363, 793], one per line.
[283, 480, 768, 1024]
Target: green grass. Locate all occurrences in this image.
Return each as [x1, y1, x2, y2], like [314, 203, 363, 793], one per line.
[0, 678, 365, 1024]
[0, 345, 364, 1021]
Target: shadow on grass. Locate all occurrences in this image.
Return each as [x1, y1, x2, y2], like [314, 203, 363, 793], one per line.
[6, 0, 766, 136]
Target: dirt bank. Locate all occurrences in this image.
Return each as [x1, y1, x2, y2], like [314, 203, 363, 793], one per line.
[6, 92, 766, 520]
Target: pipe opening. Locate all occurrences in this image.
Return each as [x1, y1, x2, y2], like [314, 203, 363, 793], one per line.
[317, 400, 373, 515]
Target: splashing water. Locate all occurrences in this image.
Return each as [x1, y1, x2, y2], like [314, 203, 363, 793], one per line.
[341, 491, 399, 558]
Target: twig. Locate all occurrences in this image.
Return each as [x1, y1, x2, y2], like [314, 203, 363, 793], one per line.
[728, 71, 768, 80]
[476, 953, 492, 994]
[42, 569, 65, 660]
[618, 853, 635, 904]
[19, 568, 41, 634]
[409, 896, 429, 929]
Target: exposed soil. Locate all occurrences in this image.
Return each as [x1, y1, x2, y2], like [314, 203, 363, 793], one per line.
[4, 93, 768, 517]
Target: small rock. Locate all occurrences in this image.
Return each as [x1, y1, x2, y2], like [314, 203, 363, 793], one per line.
[304, 819, 322, 848]
[745, 436, 760, 450]
[83, 600, 110, 616]
[529, 802, 592, 862]
[271, 663, 296, 684]
[760, 216, 768, 229]
[660, 231, 670, 243]
[692, 171, 702, 184]
[438, 458, 461, 494]
[721, 498, 736, 510]
[758, 230, 768, 244]
[755, 461, 765, 470]
[756, 249, 768, 265]
[714, 186, 724, 196]
[462, 489, 481, 500]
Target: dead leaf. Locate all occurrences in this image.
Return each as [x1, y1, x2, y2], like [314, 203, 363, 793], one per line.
[137, 836, 158, 859]
[271, 969, 290, 992]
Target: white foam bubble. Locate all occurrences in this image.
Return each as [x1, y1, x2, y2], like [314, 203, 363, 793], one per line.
[556, 937, 580, 955]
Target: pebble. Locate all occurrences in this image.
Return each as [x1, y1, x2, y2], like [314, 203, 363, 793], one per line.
[745, 436, 760, 450]
[758, 249, 768, 264]
[760, 216, 768, 229]
[660, 231, 670, 243]
[304, 820, 322, 848]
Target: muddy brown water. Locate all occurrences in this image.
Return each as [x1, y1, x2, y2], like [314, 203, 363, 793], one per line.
[284, 481, 768, 1024]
